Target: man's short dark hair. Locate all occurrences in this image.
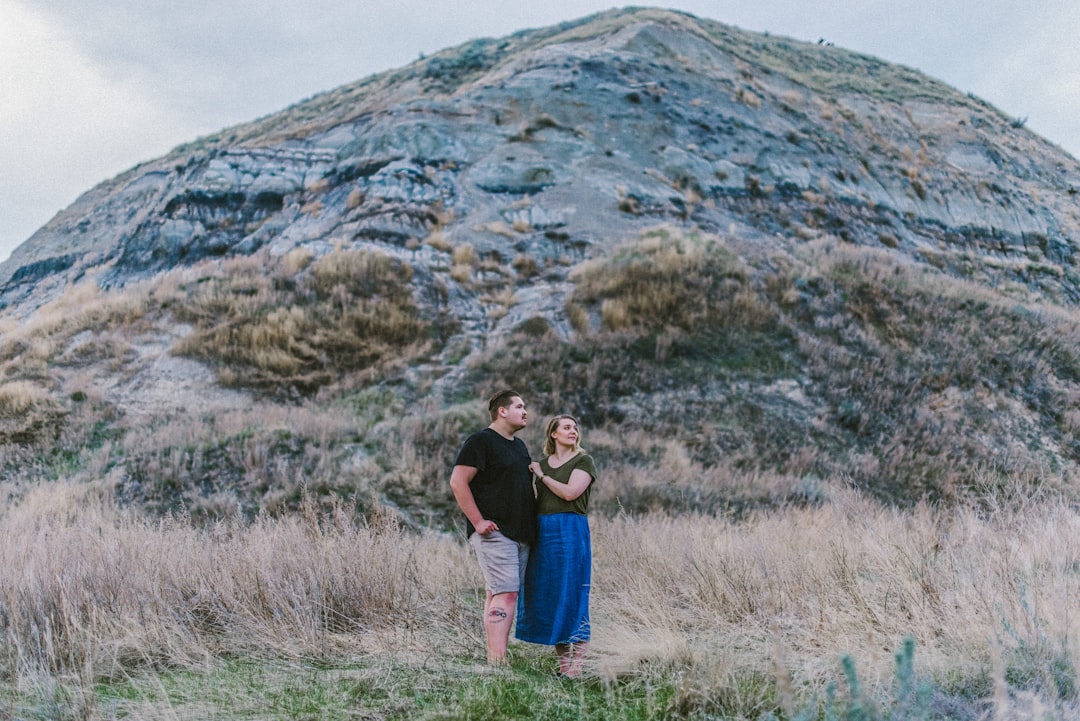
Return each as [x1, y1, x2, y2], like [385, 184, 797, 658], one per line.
[488, 389, 521, 421]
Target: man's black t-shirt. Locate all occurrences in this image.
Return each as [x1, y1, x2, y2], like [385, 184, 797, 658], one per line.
[454, 428, 536, 544]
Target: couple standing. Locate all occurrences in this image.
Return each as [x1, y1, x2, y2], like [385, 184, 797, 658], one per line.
[449, 389, 597, 678]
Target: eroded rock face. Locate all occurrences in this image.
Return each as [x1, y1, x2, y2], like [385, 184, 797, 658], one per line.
[3, 8, 1080, 347]
[4, 11, 1077, 294]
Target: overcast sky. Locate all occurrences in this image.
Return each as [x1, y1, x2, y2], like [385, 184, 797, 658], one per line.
[3, 1, 1079, 264]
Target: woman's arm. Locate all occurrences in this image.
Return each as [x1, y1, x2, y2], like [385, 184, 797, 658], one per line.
[539, 468, 592, 501]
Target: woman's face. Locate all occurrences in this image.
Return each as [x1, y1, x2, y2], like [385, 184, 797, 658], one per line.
[551, 418, 579, 448]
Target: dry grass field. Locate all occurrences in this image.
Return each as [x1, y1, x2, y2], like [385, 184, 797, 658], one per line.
[0, 476, 1077, 719]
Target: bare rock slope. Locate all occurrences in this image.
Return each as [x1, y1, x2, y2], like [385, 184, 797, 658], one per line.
[7, 9, 1078, 303]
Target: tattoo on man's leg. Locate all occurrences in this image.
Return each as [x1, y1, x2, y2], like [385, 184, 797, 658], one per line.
[487, 608, 508, 622]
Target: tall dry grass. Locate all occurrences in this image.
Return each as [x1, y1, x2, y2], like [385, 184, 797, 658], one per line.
[0, 483, 475, 681]
[566, 227, 770, 336]
[1, 479, 1078, 717]
[595, 484, 1080, 709]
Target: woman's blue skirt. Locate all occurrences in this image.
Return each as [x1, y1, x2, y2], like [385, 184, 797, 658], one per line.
[515, 513, 591, 645]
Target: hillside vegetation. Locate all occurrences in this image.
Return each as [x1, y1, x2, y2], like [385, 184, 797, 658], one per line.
[2, 226, 1079, 522]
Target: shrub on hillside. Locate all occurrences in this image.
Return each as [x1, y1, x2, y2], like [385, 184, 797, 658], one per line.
[0, 381, 65, 445]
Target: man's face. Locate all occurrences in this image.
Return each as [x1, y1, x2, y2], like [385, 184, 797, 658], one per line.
[502, 396, 527, 430]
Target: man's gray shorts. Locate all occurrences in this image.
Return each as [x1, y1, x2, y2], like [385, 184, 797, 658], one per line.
[469, 530, 529, 595]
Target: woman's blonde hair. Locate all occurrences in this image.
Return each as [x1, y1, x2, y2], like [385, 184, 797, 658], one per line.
[544, 415, 582, 456]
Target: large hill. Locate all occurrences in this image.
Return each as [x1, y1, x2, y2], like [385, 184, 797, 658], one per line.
[3, 7, 1080, 523]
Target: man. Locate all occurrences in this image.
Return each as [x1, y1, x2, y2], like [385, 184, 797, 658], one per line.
[450, 389, 537, 664]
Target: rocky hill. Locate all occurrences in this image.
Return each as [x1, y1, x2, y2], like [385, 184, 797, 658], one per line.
[3, 7, 1080, 524]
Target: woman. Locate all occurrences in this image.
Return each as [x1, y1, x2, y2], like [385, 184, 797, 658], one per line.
[515, 414, 597, 678]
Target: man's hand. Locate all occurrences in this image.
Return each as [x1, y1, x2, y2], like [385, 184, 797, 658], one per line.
[474, 518, 499, 535]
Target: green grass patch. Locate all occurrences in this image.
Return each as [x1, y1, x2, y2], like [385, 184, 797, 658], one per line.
[78, 639, 996, 720]
[87, 651, 688, 721]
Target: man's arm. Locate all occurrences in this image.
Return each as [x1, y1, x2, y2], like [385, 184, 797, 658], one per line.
[450, 465, 498, 535]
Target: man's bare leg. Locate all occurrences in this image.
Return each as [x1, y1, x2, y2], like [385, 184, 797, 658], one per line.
[484, 590, 518, 664]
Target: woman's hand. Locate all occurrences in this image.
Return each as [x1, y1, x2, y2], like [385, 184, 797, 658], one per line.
[542, 468, 592, 502]
[529, 461, 543, 478]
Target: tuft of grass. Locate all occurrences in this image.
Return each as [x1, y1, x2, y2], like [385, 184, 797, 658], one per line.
[566, 227, 774, 336]
[172, 248, 433, 395]
[451, 242, 478, 267]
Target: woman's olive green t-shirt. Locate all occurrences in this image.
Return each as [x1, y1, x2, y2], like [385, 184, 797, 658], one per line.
[536, 452, 597, 516]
